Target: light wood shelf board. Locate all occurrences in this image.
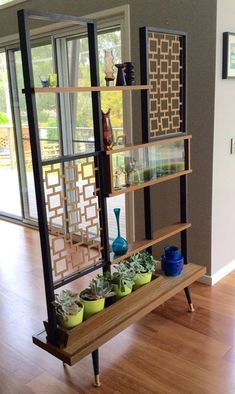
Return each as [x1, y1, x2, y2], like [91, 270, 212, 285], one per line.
[107, 170, 192, 197]
[24, 85, 150, 94]
[111, 222, 191, 264]
[33, 263, 206, 365]
[106, 134, 192, 155]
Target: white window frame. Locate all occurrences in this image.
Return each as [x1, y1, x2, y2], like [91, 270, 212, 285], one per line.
[0, 0, 27, 11]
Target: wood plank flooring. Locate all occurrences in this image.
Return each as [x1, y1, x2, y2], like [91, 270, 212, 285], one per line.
[0, 219, 235, 393]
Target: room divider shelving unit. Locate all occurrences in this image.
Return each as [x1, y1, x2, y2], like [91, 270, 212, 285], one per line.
[18, 9, 206, 387]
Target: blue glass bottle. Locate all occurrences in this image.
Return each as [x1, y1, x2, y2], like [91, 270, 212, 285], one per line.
[112, 208, 128, 256]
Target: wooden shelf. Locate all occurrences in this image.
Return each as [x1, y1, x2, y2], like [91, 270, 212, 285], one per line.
[33, 263, 206, 366]
[106, 170, 192, 197]
[106, 135, 192, 155]
[111, 222, 191, 264]
[23, 85, 150, 94]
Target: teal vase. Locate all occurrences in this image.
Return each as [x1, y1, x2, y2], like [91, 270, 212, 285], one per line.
[112, 208, 128, 256]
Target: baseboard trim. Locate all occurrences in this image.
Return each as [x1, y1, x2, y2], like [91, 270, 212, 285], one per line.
[197, 260, 235, 286]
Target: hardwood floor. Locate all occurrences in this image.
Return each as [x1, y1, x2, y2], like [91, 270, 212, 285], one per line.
[0, 219, 235, 393]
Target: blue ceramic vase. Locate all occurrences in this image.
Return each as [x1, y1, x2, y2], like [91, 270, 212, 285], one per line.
[112, 208, 128, 256]
[161, 246, 184, 276]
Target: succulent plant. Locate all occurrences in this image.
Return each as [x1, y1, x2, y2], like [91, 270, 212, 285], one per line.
[80, 274, 114, 301]
[128, 252, 156, 274]
[52, 289, 83, 321]
[112, 262, 136, 292]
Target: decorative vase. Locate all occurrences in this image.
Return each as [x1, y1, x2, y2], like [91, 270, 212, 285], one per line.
[115, 63, 126, 86]
[104, 49, 115, 86]
[112, 208, 128, 256]
[48, 73, 57, 87]
[124, 62, 135, 85]
[102, 108, 114, 150]
[161, 245, 184, 277]
[39, 75, 49, 87]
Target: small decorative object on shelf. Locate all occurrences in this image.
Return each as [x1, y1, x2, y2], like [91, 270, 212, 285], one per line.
[115, 63, 126, 86]
[48, 73, 57, 87]
[104, 49, 115, 86]
[112, 208, 128, 256]
[115, 135, 126, 146]
[161, 245, 184, 276]
[124, 62, 135, 85]
[102, 108, 114, 150]
[39, 75, 49, 88]
[114, 167, 124, 190]
[125, 158, 137, 186]
[52, 289, 84, 329]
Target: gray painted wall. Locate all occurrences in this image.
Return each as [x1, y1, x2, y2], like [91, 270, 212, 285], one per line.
[0, 0, 217, 274]
[212, 0, 235, 274]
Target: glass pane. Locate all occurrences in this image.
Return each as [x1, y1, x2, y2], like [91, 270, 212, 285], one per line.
[14, 44, 59, 220]
[0, 52, 22, 217]
[67, 29, 125, 240]
[67, 30, 123, 153]
[109, 140, 186, 193]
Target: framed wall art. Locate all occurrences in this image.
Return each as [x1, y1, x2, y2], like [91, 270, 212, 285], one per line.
[222, 32, 235, 79]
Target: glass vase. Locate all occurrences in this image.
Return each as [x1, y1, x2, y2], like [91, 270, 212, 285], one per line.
[102, 108, 114, 150]
[115, 63, 126, 86]
[112, 208, 128, 256]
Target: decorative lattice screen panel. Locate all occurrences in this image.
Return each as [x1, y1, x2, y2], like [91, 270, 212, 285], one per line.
[43, 156, 102, 282]
[147, 31, 185, 139]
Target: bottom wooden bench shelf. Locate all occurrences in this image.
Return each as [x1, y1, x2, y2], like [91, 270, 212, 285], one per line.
[33, 263, 206, 366]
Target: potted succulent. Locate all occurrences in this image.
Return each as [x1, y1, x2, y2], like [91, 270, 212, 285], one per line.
[112, 262, 135, 298]
[52, 289, 84, 329]
[80, 274, 114, 319]
[128, 251, 156, 289]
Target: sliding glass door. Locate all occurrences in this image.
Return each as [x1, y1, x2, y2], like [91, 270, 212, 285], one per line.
[0, 51, 22, 217]
[9, 42, 59, 221]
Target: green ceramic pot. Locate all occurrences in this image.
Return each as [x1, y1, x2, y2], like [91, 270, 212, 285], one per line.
[134, 272, 152, 289]
[81, 298, 105, 320]
[58, 304, 84, 329]
[113, 284, 132, 299]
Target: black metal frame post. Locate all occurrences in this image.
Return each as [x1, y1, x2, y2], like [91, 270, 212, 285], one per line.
[92, 349, 101, 387]
[87, 21, 111, 386]
[180, 173, 194, 312]
[17, 9, 58, 343]
[87, 22, 111, 269]
[140, 27, 153, 252]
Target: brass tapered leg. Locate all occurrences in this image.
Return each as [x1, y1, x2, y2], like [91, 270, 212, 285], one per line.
[94, 374, 101, 387]
[92, 349, 101, 387]
[189, 303, 195, 312]
[184, 287, 195, 312]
